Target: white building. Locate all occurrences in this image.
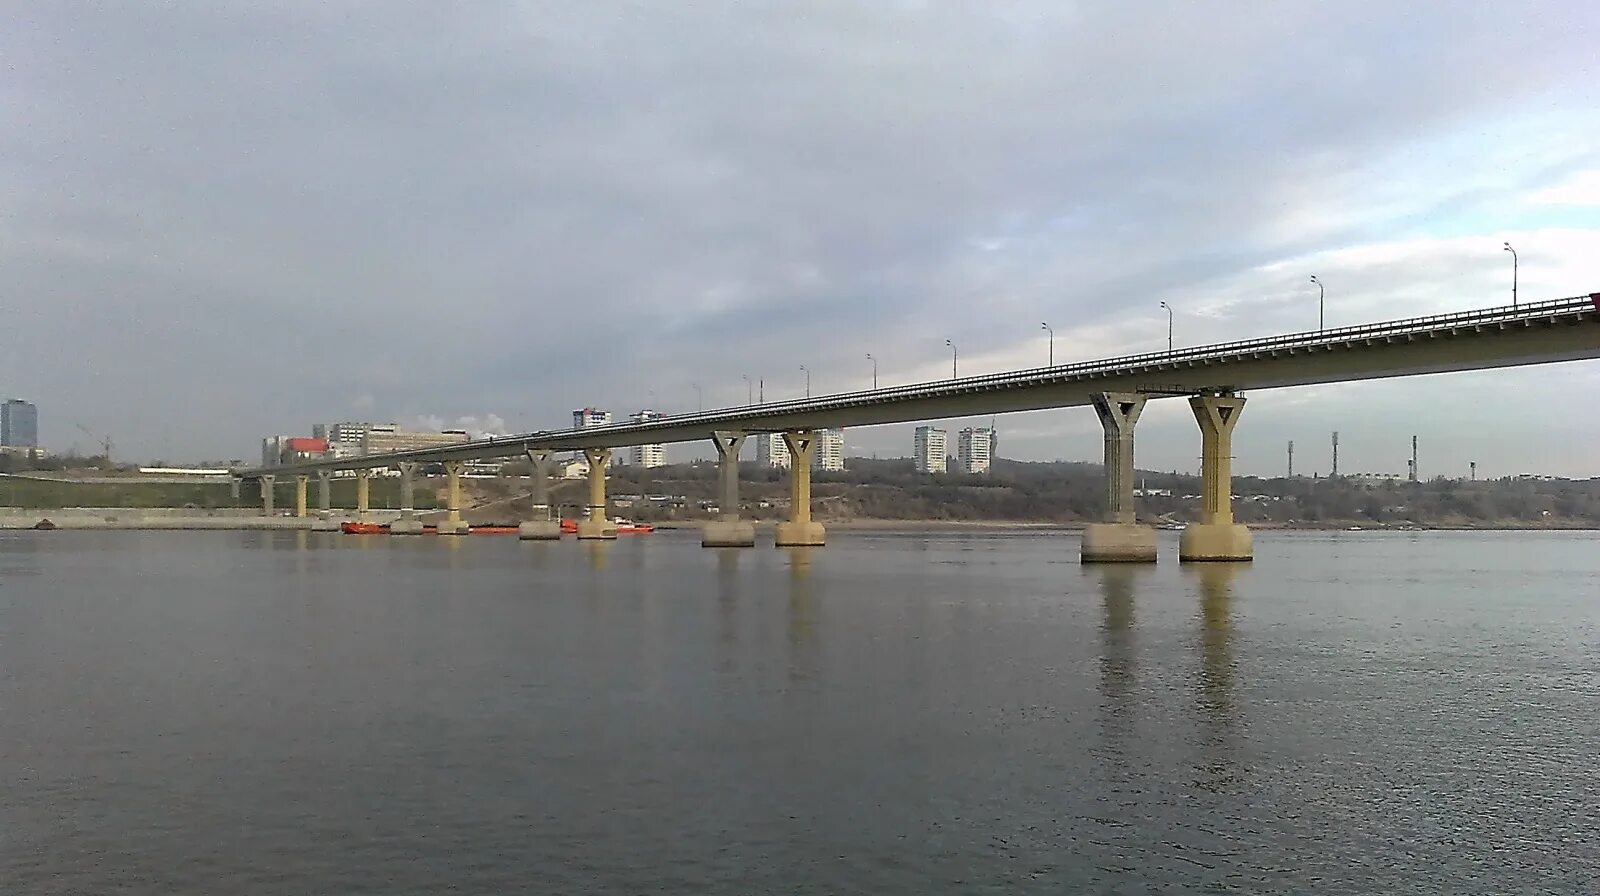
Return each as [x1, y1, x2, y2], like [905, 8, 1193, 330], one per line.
[813, 428, 845, 472]
[914, 425, 947, 474]
[955, 427, 994, 474]
[572, 408, 622, 466]
[755, 432, 791, 468]
[573, 408, 612, 429]
[313, 422, 382, 449]
[628, 410, 666, 468]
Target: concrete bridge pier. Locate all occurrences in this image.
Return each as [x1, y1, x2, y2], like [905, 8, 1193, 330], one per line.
[1082, 392, 1157, 562]
[391, 462, 425, 535]
[518, 449, 561, 540]
[293, 475, 310, 519]
[703, 431, 755, 547]
[437, 461, 469, 535]
[1180, 393, 1253, 562]
[260, 474, 276, 516]
[355, 469, 372, 523]
[774, 431, 826, 547]
[577, 448, 618, 540]
[312, 471, 342, 530]
[230, 476, 241, 506]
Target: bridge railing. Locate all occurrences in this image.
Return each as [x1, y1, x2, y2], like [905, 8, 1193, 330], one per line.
[551, 293, 1599, 435]
[242, 293, 1598, 474]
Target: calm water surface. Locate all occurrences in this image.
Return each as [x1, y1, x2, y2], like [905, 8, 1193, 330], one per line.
[2, 529, 1596, 894]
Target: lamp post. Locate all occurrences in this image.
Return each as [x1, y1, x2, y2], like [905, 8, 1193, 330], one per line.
[1503, 242, 1518, 308]
[800, 365, 810, 399]
[1041, 322, 1053, 366]
[692, 383, 702, 413]
[1159, 301, 1173, 352]
[1310, 275, 1324, 330]
[867, 353, 877, 389]
[945, 339, 958, 379]
[742, 374, 751, 405]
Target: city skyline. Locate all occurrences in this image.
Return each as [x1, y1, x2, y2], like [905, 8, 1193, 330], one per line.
[2, 5, 1598, 475]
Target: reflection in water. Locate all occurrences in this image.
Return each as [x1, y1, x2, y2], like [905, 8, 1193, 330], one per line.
[584, 540, 610, 571]
[1094, 566, 1143, 736]
[0, 532, 43, 577]
[715, 549, 740, 661]
[784, 547, 817, 681]
[1187, 562, 1242, 792]
[520, 540, 550, 570]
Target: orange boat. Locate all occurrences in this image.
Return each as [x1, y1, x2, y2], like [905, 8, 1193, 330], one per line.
[341, 522, 525, 535]
[559, 518, 655, 535]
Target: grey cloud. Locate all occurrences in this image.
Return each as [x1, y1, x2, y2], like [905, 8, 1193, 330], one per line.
[2, 2, 1597, 472]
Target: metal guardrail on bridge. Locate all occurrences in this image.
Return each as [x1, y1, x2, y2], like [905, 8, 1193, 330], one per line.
[239, 293, 1600, 477]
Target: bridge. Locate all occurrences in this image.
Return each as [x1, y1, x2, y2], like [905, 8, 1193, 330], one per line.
[238, 292, 1600, 560]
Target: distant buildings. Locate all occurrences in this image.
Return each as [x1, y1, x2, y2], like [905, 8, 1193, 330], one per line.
[914, 425, 947, 474]
[571, 408, 624, 466]
[813, 428, 845, 472]
[954, 427, 994, 474]
[573, 407, 612, 429]
[755, 433, 791, 468]
[628, 410, 665, 468]
[266, 422, 469, 466]
[1, 399, 38, 448]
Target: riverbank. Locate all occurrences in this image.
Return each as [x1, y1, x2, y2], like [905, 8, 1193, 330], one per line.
[0, 508, 407, 531]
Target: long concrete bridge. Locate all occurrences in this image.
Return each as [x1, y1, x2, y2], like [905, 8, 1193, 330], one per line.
[237, 292, 1600, 560]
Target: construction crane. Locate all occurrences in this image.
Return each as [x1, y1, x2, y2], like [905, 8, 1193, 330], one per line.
[75, 423, 113, 463]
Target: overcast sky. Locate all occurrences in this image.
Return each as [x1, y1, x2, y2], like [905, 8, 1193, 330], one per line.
[4, 2, 1598, 476]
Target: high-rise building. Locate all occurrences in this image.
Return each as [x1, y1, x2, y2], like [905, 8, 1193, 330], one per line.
[955, 427, 994, 474]
[1, 399, 38, 448]
[313, 422, 383, 448]
[914, 425, 947, 474]
[360, 425, 469, 455]
[628, 410, 665, 467]
[813, 428, 845, 471]
[572, 408, 620, 465]
[755, 432, 791, 468]
[573, 408, 612, 429]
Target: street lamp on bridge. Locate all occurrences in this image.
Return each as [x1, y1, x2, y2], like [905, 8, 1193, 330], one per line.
[800, 365, 810, 398]
[945, 339, 958, 379]
[866, 353, 877, 389]
[1159, 302, 1173, 352]
[1310, 275, 1325, 331]
[1503, 242, 1518, 308]
[1041, 322, 1054, 366]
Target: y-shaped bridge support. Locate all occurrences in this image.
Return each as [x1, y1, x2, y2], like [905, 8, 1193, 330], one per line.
[294, 475, 309, 519]
[390, 462, 425, 534]
[518, 449, 562, 540]
[1082, 392, 1157, 562]
[577, 448, 618, 540]
[774, 431, 825, 547]
[1179, 393, 1253, 562]
[259, 474, 276, 517]
[703, 431, 755, 547]
[436, 461, 469, 535]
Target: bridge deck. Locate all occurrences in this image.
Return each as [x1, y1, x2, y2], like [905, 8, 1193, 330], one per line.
[241, 294, 1600, 477]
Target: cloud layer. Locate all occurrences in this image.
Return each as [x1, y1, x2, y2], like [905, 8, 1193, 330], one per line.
[3, 2, 1598, 475]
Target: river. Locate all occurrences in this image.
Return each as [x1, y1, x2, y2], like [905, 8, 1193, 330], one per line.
[2, 529, 1595, 893]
